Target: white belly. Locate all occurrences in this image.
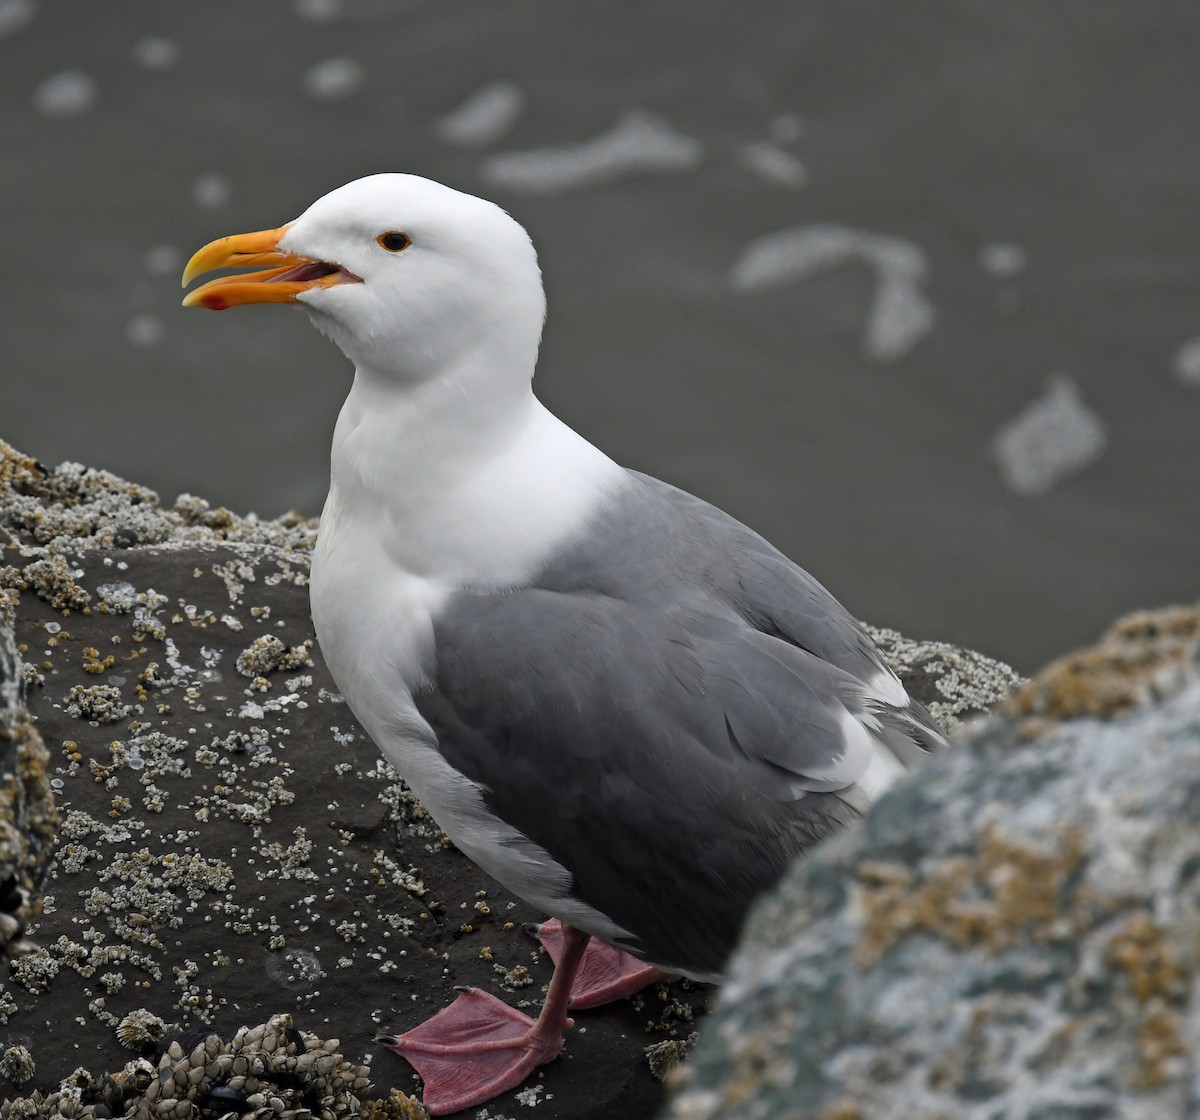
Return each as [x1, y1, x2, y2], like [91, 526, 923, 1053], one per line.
[310, 487, 443, 753]
[308, 386, 638, 943]
[309, 491, 637, 948]
[310, 393, 627, 767]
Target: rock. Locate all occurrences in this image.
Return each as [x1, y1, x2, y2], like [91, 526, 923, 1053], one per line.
[864, 623, 1024, 732]
[0, 438, 1019, 1118]
[0, 618, 58, 958]
[1003, 601, 1200, 728]
[0, 440, 706, 1117]
[663, 602, 1200, 1120]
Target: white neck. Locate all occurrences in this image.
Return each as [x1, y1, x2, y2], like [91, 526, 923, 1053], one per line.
[321, 358, 627, 587]
[333, 352, 536, 489]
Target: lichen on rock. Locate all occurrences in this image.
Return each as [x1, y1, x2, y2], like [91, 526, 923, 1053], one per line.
[664, 604, 1200, 1120]
[1004, 600, 1200, 728]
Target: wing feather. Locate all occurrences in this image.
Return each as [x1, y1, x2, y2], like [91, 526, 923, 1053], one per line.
[416, 588, 871, 973]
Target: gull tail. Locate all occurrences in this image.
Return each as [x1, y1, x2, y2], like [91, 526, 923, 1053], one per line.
[838, 696, 947, 814]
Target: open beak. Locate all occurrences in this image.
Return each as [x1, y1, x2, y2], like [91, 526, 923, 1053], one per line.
[181, 225, 360, 310]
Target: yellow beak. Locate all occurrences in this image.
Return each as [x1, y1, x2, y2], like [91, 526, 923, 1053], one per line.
[181, 225, 357, 310]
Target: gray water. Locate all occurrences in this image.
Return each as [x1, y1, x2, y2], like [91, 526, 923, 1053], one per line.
[3, 0, 1198, 672]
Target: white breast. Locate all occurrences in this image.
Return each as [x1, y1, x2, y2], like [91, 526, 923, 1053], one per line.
[309, 379, 637, 942]
[310, 483, 639, 949]
[311, 488, 444, 704]
[310, 386, 626, 702]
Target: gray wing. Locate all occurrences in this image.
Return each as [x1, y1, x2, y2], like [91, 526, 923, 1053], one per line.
[681, 482, 949, 760]
[546, 471, 945, 756]
[415, 471, 944, 975]
[415, 587, 872, 977]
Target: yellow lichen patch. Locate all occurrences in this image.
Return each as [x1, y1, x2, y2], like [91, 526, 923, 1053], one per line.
[0, 444, 45, 492]
[22, 554, 91, 613]
[856, 828, 1085, 966]
[1107, 913, 1189, 1003]
[82, 646, 116, 674]
[819, 1102, 864, 1120]
[1004, 601, 1200, 725]
[1111, 605, 1200, 644]
[706, 1022, 800, 1111]
[1135, 1003, 1186, 1090]
[359, 1089, 430, 1120]
[979, 826, 1085, 929]
[645, 1035, 695, 1083]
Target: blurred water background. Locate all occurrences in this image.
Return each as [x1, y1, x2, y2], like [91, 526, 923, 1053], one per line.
[2, 0, 1198, 673]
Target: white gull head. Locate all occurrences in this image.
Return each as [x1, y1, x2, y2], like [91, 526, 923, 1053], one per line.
[182, 173, 626, 586]
[282, 174, 546, 382]
[183, 172, 548, 389]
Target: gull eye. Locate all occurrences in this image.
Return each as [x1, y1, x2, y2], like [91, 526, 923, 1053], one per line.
[377, 231, 411, 252]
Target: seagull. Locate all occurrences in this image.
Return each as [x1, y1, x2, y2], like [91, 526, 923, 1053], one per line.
[183, 173, 945, 1115]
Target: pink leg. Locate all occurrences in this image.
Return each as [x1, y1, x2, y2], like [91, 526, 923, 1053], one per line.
[528, 918, 667, 1009]
[377, 924, 590, 1116]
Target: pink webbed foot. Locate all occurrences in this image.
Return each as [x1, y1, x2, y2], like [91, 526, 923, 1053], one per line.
[377, 986, 572, 1116]
[528, 918, 667, 1009]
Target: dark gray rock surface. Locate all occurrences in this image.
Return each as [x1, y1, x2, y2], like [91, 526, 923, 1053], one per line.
[862, 624, 1022, 734]
[664, 603, 1200, 1120]
[0, 440, 1020, 1118]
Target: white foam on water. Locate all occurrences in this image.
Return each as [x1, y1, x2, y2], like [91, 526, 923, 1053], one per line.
[144, 245, 183, 277]
[979, 242, 1027, 277]
[33, 70, 96, 118]
[436, 81, 524, 147]
[192, 172, 232, 210]
[768, 113, 804, 143]
[731, 224, 935, 362]
[294, 0, 342, 21]
[133, 36, 180, 70]
[0, 0, 34, 39]
[867, 273, 936, 361]
[1171, 335, 1200, 387]
[992, 376, 1107, 496]
[482, 110, 702, 195]
[126, 314, 164, 349]
[737, 141, 808, 188]
[302, 57, 363, 100]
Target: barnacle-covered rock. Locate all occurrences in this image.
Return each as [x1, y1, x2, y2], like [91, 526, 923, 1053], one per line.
[2, 437, 1022, 1117]
[864, 622, 1024, 732]
[234, 636, 313, 680]
[0, 1016, 418, 1120]
[0, 1045, 36, 1086]
[0, 441, 317, 555]
[116, 1009, 167, 1052]
[0, 622, 57, 957]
